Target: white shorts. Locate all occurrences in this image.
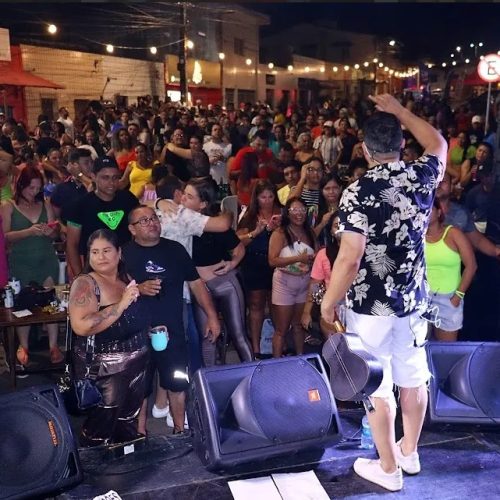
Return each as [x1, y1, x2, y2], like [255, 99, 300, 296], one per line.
[345, 309, 431, 398]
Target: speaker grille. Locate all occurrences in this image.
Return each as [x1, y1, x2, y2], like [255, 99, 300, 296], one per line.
[232, 358, 333, 443]
[0, 404, 66, 487]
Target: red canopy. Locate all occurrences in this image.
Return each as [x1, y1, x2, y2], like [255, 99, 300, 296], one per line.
[0, 68, 64, 88]
[0, 46, 64, 88]
[463, 70, 487, 86]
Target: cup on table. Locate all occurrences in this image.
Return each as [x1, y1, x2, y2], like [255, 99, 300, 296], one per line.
[150, 325, 169, 351]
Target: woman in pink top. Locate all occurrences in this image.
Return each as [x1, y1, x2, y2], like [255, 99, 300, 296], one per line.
[301, 212, 340, 337]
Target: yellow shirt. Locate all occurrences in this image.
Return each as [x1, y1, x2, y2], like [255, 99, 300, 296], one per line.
[128, 162, 153, 199]
[278, 185, 291, 205]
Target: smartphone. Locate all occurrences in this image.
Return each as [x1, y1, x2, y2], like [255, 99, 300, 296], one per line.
[47, 221, 59, 229]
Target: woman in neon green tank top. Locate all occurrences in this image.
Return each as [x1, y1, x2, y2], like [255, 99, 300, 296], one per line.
[425, 198, 477, 341]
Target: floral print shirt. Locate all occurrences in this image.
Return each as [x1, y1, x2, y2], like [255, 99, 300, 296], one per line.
[338, 154, 444, 317]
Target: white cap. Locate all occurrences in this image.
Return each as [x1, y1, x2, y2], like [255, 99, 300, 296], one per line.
[471, 115, 482, 124]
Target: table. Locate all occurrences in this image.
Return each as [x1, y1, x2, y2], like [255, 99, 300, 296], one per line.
[0, 307, 68, 389]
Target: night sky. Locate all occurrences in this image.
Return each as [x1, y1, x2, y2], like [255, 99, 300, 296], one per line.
[1, 2, 499, 64]
[251, 2, 500, 63]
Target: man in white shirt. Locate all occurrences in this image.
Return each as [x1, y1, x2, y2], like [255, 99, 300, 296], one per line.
[203, 123, 232, 183]
[56, 107, 75, 140]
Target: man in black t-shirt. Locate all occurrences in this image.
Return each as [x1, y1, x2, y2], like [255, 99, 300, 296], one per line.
[123, 206, 221, 435]
[66, 156, 138, 276]
[51, 148, 93, 224]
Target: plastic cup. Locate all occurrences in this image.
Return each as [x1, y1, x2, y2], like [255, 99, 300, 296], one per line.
[150, 326, 169, 351]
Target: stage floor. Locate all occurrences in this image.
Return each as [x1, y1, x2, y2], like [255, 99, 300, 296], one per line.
[58, 408, 500, 500]
[1, 349, 499, 499]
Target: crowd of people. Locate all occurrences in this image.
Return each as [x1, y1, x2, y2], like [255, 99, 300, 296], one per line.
[0, 90, 499, 486]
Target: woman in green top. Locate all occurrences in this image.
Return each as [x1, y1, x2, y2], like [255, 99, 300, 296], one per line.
[446, 132, 475, 185]
[424, 198, 477, 341]
[1, 167, 62, 366]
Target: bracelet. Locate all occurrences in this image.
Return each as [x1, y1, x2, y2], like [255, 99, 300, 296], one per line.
[454, 290, 465, 299]
[247, 232, 254, 240]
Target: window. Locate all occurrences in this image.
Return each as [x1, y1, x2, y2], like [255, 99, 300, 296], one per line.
[265, 74, 276, 86]
[41, 98, 56, 121]
[234, 38, 244, 56]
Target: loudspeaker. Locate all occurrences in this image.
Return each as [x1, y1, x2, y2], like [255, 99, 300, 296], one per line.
[0, 384, 83, 500]
[426, 341, 500, 425]
[188, 355, 342, 471]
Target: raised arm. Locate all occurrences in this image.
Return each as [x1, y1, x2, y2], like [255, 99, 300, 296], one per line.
[69, 275, 138, 336]
[368, 94, 448, 168]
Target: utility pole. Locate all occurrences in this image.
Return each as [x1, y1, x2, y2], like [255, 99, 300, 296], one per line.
[178, 2, 188, 104]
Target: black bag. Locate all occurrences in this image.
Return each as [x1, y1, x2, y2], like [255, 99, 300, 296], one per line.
[15, 282, 56, 309]
[58, 317, 102, 413]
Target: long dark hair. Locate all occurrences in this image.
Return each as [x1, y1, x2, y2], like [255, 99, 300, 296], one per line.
[325, 211, 340, 266]
[317, 172, 342, 225]
[281, 197, 315, 248]
[14, 166, 44, 204]
[238, 179, 281, 232]
[83, 229, 129, 283]
[186, 178, 219, 216]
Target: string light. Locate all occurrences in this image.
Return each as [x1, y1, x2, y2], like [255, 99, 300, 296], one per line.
[287, 65, 293, 71]
[218, 52, 225, 60]
[268, 62, 274, 69]
[354, 63, 360, 69]
[150, 46, 157, 54]
[47, 24, 57, 35]
[106, 44, 114, 53]
[332, 66, 338, 72]
[343, 65, 349, 71]
[245, 58, 252, 66]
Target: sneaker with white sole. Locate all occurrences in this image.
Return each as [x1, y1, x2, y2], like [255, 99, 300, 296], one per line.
[396, 438, 421, 475]
[166, 411, 189, 429]
[152, 404, 170, 419]
[353, 458, 403, 492]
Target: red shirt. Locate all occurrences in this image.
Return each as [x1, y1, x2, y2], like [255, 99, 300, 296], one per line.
[230, 146, 275, 179]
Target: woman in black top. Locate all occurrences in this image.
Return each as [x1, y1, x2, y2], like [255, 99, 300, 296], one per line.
[186, 178, 253, 366]
[69, 229, 150, 447]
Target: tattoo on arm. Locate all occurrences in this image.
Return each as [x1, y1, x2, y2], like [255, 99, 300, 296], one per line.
[87, 304, 120, 329]
[69, 277, 94, 307]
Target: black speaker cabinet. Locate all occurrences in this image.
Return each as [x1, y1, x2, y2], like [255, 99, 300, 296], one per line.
[0, 384, 83, 500]
[426, 341, 500, 425]
[188, 354, 342, 471]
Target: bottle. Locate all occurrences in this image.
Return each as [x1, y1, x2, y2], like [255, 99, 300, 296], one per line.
[360, 415, 374, 449]
[4, 285, 14, 308]
[8, 277, 21, 296]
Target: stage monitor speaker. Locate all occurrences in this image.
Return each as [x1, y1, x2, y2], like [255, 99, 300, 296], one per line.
[426, 341, 500, 425]
[188, 354, 342, 471]
[0, 384, 83, 500]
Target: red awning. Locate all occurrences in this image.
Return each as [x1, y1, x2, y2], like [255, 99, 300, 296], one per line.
[463, 70, 487, 86]
[0, 68, 64, 88]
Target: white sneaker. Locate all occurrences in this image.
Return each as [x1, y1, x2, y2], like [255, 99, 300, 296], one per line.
[152, 404, 170, 419]
[166, 411, 189, 429]
[395, 438, 421, 475]
[353, 458, 403, 492]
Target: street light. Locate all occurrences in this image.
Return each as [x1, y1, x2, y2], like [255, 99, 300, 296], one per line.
[47, 24, 57, 35]
[389, 40, 396, 47]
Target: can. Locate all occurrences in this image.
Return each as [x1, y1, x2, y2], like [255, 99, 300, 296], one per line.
[8, 277, 21, 295]
[4, 286, 14, 308]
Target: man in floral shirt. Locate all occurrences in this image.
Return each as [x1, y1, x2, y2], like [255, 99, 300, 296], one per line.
[322, 94, 447, 491]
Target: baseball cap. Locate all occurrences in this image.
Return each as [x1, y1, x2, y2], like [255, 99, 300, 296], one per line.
[324, 121, 334, 127]
[472, 115, 482, 124]
[93, 156, 119, 173]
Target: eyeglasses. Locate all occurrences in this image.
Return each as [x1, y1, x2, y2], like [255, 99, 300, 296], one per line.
[131, 215, 159, 227]
[307, 167, 323, 173]
[288, 207, 307, 214]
